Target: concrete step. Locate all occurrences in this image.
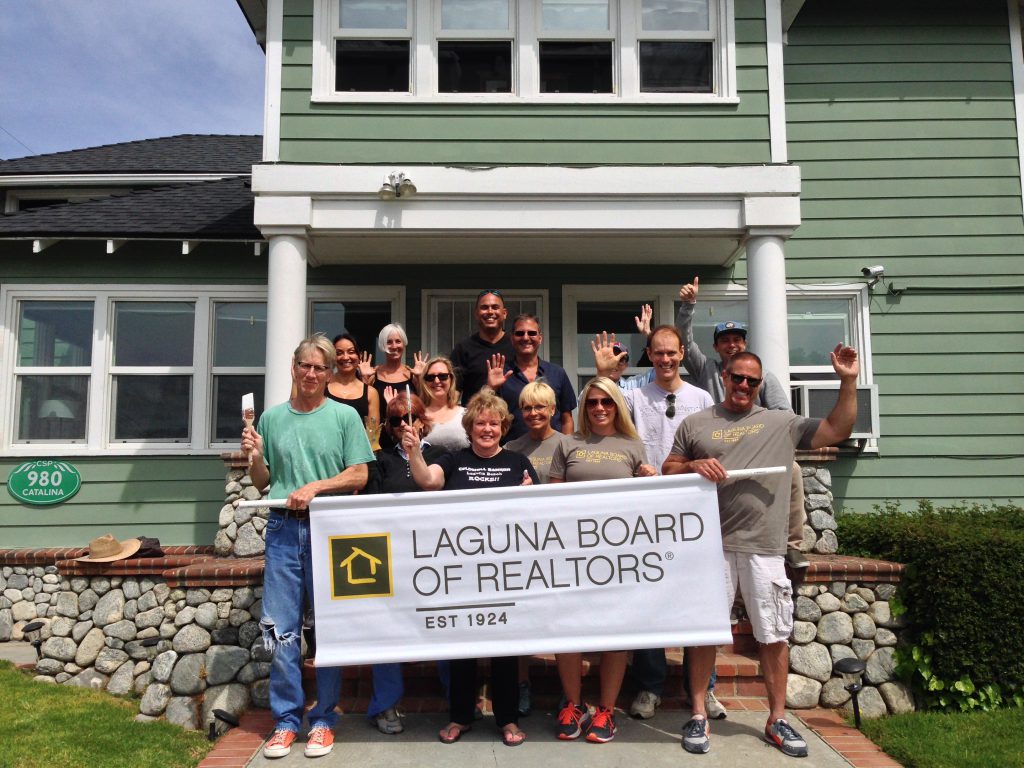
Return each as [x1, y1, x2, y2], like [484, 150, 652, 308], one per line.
[305, 623, 769, 713]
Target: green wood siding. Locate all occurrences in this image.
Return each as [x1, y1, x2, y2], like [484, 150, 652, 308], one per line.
[276, 0, 772, 165]
[0, 457, 226, 548]
[784, 0, 1024, 512]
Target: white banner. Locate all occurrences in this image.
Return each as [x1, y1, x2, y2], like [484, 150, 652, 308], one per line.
[309, 473, 736, 666]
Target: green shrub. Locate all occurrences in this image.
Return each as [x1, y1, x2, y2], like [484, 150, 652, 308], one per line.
[837, 501, 1024, 712]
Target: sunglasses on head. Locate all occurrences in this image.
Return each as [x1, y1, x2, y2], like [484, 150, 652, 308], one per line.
[477, 289, 503, 300]
[728, 373, 762, 387]
[423, 372, 451, 382]
[585, 397, 615, 408]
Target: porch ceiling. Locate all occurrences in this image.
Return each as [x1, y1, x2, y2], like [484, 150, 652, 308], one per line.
[253, 164, 801, 266]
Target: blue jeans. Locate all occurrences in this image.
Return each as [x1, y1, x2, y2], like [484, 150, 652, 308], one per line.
[261, 513, 341, 732]
[632, 648, 716, 697]
[368, 664, 403, 718]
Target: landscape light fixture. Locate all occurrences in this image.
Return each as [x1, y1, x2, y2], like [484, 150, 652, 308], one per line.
[378, 171, 417, 200]
[209, 708, 240, 741]
[833, 657, 868, 729]
[22, 620, 45, 660]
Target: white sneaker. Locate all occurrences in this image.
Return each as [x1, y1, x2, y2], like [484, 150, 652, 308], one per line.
[705, 690, 728, 720]
[629, 690, 661, 719]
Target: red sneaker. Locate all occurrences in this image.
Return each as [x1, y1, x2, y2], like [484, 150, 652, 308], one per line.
[263, 729, 296, 759]
[304, 725, 335, 757]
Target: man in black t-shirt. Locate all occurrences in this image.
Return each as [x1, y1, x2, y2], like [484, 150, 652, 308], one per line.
[450, 290, 515, 405]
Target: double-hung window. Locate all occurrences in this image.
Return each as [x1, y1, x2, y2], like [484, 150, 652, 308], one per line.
[314, 0, 735, 102]
[1, 285, 403, 455]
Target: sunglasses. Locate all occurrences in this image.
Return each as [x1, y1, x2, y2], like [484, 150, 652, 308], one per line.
[585, 397, 616, 408]
[665, 393, 676, 419]
[477, 289, 503, 300]
[728, 373, 763, 387]
[423, 372, 451, 383]
[388, 415, 413, 428]
[513, 330, 539, 337]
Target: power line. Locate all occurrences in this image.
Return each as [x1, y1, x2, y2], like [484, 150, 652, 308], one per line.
[0, 123, 36, 157]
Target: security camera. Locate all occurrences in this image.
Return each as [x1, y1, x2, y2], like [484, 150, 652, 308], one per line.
[861, 265, 885, 278]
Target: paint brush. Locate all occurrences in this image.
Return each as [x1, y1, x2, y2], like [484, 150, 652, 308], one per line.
[242, 393, 255, 466]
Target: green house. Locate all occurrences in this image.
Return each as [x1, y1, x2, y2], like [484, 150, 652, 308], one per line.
[1, 0, 1021, 547]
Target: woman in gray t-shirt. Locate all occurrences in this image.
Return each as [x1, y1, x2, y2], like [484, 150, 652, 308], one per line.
[547, 377, 656, 744]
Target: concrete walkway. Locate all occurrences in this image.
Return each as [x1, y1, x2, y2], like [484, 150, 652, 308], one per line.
[0, 640, 39, 666]
[245, 709, 856, 768]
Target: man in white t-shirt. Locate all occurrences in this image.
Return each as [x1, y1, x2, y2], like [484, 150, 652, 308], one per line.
[597, 325, 721, 721]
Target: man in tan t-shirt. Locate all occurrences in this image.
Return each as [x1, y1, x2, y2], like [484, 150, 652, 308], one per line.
[664, 345, 859, 759]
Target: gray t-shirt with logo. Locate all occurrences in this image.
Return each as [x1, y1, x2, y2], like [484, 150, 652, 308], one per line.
[671, 404, 820, 555]
[550, 432, 648, 483]
[505, 431, 569, 485]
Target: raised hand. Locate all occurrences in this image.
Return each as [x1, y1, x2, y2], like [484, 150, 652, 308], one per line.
[634, 303, 653, 335]
[678, 276, 700, 304]
[411, 351, 428, 378]
[358, 351, 375, 380]
[383, 385, 397, 404]
[830, 344, 860, 381]
[590, 331, 626, 377]
[487, 353, 513, 389]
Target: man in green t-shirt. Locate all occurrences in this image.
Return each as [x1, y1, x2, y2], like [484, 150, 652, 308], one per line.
[664, 345, 859, 759]
[242, 334, 374, 759]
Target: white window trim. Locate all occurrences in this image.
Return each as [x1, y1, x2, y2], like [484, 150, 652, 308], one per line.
[312, 0, 737, 104]
[561, 281, 874, 391]
[421, 288, 549, 357]
[0, 284, 404, 457]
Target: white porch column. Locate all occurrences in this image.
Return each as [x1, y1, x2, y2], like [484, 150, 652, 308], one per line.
[746, 234, 791, 392]
[264, 234, 309, 407]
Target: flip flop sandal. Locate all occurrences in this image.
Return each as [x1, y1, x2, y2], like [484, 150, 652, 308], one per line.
[501, 727, 526, 747]
[439, 723, 471, 744]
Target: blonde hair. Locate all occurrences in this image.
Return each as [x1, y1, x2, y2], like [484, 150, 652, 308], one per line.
[462, 388, 513, 437]
[578, 377, 640, 440]
[292, 334, 336, 374]
[519, 380, 556, 409]
[418, 356, 460, 408]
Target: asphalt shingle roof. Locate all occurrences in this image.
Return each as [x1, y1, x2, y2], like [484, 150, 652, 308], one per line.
[0, 134, 262, 176]
[0, 177, 259, 240]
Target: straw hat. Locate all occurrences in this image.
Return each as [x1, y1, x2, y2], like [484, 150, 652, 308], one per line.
[74, 534, 142, 563]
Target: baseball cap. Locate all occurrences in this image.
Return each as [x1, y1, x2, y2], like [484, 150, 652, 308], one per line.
[713, 321, 747, 342]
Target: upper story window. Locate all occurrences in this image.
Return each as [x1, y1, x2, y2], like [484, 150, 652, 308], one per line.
[313, 0, 736, 103]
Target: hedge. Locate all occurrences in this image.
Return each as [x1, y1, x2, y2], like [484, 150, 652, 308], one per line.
[837, 501, 1024, 711]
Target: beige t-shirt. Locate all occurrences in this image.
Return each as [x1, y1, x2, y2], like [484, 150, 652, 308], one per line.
[505, 432, 569, 484]
[671, 404, 820, 555]
[550, 432, 648, 482]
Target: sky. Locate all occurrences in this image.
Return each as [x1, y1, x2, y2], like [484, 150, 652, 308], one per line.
[0, 1, 266, 160]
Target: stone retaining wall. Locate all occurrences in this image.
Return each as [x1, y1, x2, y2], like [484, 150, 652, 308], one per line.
[0, 539, 266, 730]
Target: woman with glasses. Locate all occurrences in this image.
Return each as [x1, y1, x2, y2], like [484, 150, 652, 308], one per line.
[548, 377, 656, 744]
[403, 388, 537, 748]
[504, 380, 569, 715]
[326, 334, 380, 428]
[362, 393, 445, 735]
[417, 356, 469, 452]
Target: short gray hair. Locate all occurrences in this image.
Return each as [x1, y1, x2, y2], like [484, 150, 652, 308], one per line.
[377, 323, 408, 354]
[292, 334, 336, 373]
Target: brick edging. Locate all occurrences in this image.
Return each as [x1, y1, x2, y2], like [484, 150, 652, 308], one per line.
[797, 708, 904, 767]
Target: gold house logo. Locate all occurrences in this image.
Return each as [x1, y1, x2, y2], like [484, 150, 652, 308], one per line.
[329, 533, 393, 599]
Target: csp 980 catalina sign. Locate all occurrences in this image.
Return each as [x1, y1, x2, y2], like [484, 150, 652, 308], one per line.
[309, 474, 733, 666]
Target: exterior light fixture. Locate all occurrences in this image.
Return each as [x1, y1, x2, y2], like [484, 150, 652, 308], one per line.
[209, 708, 240, 741]
[833, 657, 868, 729]
[22, 620, 45, 661]
[378, 172, 416, 200]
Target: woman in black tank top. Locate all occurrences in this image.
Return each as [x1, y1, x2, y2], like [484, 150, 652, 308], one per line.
[326, 334, 380, 426]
